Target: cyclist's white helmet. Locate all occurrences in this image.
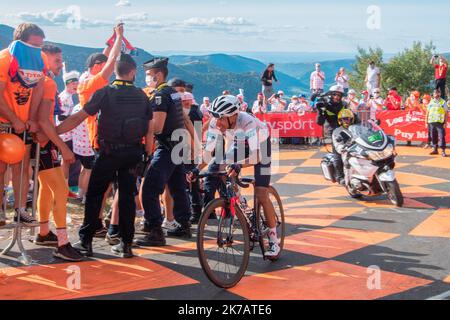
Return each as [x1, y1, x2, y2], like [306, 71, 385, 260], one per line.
[208, 95, 241, 118]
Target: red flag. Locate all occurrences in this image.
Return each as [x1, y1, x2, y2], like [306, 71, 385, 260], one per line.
[106, 33, 137, 56]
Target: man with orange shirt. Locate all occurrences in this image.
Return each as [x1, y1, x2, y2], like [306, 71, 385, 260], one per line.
[78, 23, 125, 149]
[0, 23, 46, 226]
[34, 44, 82, 261]
[405, 90, 423, 112]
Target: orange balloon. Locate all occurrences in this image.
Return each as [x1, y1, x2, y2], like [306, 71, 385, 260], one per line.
[0, 133, 27, 165]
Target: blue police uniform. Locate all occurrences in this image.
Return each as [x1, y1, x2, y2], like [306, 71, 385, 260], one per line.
[141, 69, 191, 233]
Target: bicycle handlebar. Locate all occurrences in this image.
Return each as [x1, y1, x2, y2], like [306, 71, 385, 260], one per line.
[197, 171, 253, 189]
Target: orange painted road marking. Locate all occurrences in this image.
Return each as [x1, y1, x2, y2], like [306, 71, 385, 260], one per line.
[228, 260, 432, 300]
[410, 209, 450, 238]
[0, 257, 197, 300]
[284, 227, 399, 258]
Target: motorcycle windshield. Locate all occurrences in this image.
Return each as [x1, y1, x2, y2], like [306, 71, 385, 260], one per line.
[349, 122, 386, 149]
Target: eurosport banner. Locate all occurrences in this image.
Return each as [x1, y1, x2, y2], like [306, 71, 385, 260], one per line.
[255, 112, 323, 138]
[378, 110, 450, 142]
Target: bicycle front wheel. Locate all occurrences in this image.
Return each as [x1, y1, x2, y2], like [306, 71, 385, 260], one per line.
[197, 198, 250, 288]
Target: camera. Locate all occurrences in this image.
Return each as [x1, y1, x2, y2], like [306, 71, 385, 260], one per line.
[274, 94, 280, 99]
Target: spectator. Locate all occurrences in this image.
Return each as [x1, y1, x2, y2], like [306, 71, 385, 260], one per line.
[252, 92, 267, 114]
[335, 67, 349, 96]
[426, 89, 448, 157]
[168, 78, 186, 93]
[261, 63, 278, 100]
[57, 70, 80, 184]
[288, 96, 300, 112]
[345, 89, 360, 114]
[310, 63, 325, 101]
[385, 87, 403, 110]
[365, 61, 381, 95]
[405, 90, 424, 112]
[268, 90, 287, 112]
[288, 95, 311, 115]
[237, 94, 250, 113]
[430, 55, 448, 100]
[200, 97, 210, 117]
[0, 23, 47, 225]
[367, 88, 384, 121]
[222, 90, 230, 95]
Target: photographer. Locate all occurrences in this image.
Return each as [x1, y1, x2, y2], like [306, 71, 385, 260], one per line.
[268, 91, 287, 112]
[430, 55, 448, 100]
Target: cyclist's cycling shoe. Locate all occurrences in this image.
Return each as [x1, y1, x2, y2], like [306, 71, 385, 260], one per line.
[265, 242, 281, 260]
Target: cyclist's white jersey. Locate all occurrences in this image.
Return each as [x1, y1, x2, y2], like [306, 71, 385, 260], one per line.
[205, 111, 270, 156]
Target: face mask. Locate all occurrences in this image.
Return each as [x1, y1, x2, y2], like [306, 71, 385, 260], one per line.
[146, 75, 158, 88]
[183, 108, 190, 116]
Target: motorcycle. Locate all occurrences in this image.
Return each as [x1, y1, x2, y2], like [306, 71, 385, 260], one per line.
[320, 121, 404, 207]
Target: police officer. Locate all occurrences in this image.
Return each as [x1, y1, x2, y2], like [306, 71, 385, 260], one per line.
[316, 85, 348, 185]
[136, 57, 192, 247]
[427, 88, 448, 157]
[56, 54, 153, 258]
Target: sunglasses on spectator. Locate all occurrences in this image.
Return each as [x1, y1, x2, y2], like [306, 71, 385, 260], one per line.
[373, 91, 381, 94]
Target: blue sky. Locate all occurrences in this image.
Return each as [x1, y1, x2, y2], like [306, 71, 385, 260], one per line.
[1, 0, 449, 54]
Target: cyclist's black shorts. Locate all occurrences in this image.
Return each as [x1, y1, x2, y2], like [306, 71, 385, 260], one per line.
[253, 138, 271, 187]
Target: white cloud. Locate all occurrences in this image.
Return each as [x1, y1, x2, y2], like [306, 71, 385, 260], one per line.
[116, 12, 149, 22]
[115, 0, 131, 7]
[15, 7, 110, 28]
[182, 17, 253, 27]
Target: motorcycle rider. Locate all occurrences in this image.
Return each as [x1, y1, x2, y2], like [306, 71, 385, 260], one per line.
[316, 85, 348, 184]
[332, 109, 356, 185]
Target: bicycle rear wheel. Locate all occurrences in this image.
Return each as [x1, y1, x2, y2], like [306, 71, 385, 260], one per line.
[257, 186, 285, 259]
[197, 198, 250, 288]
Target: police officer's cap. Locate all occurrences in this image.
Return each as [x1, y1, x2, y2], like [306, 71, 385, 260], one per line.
[86, 53, 108, 69]
[168, 78, 186, 88]
[117, 53, 137, 69]
[143, 57, 169, 71]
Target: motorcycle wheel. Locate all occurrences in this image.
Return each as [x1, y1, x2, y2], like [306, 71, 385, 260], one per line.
[385, 180, 404, 207]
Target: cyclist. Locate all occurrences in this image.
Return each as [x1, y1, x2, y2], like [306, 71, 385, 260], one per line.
[187, 95, 281, 258]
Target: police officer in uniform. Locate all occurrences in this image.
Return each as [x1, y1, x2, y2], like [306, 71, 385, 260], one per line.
[316, 85, 349, 185]
[136, 57, 192, 247]
[56, 54, 153, 258]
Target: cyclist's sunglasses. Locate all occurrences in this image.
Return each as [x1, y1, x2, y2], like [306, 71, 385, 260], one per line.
[210, 111, 222, 119]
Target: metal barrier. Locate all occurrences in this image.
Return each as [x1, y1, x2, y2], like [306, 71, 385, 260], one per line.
[0, 123, 40, 265]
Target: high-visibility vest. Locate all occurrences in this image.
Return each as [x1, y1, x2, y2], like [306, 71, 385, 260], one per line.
[427, 99, 446, 124]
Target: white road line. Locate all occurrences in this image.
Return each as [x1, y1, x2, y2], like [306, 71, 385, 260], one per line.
[426, 290, 450, 300]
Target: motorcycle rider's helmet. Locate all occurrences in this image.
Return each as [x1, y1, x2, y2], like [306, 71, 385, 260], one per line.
[338, 108, 355, 128]
[329, 85, 344, 103]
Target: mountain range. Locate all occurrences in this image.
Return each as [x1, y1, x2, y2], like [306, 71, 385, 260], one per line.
[0, 24, 357, 101]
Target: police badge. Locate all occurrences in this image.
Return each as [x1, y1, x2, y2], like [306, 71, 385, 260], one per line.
[155, 96, 162, 106]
